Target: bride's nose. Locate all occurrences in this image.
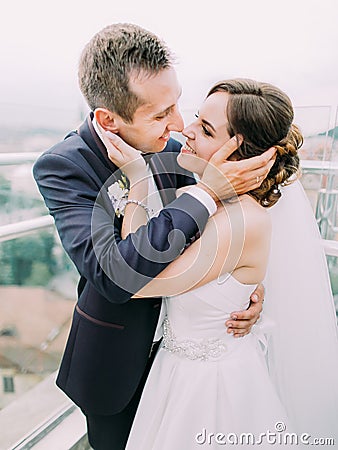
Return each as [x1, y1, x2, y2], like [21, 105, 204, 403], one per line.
[182, 124, 194, 139]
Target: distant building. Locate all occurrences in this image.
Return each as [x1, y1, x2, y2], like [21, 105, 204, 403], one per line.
[0, 286, 73, 409]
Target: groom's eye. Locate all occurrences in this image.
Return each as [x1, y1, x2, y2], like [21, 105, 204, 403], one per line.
[155, 113, 167, 120]
[154, 108, 171, 120]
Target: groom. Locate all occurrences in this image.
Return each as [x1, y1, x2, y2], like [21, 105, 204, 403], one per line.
[33, 23, 274, 450]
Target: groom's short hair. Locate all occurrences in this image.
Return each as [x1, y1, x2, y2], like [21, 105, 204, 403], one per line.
[78, 23, 174, 123]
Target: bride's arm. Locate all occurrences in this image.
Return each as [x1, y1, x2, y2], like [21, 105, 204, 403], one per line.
[133, 213, 231, 297]
[121, 172, 149, 239]
[102, 132, 150, 238]
[133, 202, 269, 298]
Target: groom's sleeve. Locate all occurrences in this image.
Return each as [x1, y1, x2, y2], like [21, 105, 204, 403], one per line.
[33, 152, 210, 303]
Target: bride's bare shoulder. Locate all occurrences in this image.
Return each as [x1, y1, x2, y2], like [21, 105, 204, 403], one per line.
[212, 194, 271, 244]
[221, 194, 270, 223]
[239, 196, 272, 257]
[242, 194, 270, 226]
[218, 194, 271, 240]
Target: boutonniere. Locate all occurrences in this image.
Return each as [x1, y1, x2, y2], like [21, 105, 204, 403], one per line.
[107, 174, 129, 218]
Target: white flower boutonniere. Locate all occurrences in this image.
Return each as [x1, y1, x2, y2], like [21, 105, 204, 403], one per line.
[107, 174, 129, 218]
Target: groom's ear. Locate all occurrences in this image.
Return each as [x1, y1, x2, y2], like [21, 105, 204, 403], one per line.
[94, 108, 120, 133]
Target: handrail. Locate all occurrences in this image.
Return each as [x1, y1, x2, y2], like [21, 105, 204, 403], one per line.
[0, 216, 54, 242]
[0, 152, 337, 171]
[1, 214, 337, 255]
[323, 239, 338, 257]
[0, 153, 42, 165]
[0, 211, 337, 258]
[0, 372, 88, 450]
[301, 159, 338, 172]
[11, 404, 77, 450]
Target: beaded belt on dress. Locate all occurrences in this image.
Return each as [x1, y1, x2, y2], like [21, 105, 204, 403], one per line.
[163, 317, 227, 361]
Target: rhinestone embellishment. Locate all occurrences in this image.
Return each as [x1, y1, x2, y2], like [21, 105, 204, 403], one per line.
[163, 317, 227, 361]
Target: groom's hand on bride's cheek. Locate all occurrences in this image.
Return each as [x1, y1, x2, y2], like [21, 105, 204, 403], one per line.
[225, 284, 264, 338]
[199, 137, 276, 201]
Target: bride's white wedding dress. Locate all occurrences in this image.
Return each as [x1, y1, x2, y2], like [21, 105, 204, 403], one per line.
[126, 276, 291, 450]
[126, 181, 338, 450]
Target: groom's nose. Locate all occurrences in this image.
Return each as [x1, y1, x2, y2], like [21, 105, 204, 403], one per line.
[167, 108, 184, 132]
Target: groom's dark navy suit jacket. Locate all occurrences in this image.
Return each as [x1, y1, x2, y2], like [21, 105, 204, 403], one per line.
[33, 114, 209, 415]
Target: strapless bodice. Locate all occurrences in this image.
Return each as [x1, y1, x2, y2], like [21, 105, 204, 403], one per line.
[165, 274, 255, 339]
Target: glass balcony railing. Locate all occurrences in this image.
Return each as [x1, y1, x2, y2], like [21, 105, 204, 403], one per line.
[0, 105, 337, 449]
[0, 153, 88, 448]
[0, 234, 88, 448]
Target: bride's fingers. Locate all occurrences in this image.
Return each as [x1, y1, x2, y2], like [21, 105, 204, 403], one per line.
[103, 139, 125, 165]
[105, 131, 124, 149]
[105, 132, 141, 157]
[100, 132, 121, 153]
[104, 132, 128, 156]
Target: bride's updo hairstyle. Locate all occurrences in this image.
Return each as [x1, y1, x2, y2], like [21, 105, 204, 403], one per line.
[207, 79, 302, 207]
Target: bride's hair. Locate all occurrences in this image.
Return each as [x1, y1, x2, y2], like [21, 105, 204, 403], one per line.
[207, 79, 302, 207]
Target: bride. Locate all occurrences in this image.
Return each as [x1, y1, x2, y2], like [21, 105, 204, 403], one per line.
[104, 78, 338, 449]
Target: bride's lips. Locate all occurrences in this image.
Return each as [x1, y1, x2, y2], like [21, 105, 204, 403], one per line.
[180, 142, 196, 154]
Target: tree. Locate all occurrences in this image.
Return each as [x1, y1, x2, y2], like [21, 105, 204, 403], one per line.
[0, 231, 56, 286]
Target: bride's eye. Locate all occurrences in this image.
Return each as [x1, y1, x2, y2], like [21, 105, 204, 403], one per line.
[202, 125, 212, 137]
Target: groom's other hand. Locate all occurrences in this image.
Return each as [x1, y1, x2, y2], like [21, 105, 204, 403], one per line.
[225, 284, 264, 338]
[198, 136, 276, 201]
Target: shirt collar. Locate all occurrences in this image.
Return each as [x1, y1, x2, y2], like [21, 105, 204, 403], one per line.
[92, 116, 108, 148]
[92, 116, 155, 164]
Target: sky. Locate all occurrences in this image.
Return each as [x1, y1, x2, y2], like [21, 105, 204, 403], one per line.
[0, 0, 337, 132]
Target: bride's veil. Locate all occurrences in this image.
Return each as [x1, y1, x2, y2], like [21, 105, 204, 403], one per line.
[263, 179, 338, 439]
